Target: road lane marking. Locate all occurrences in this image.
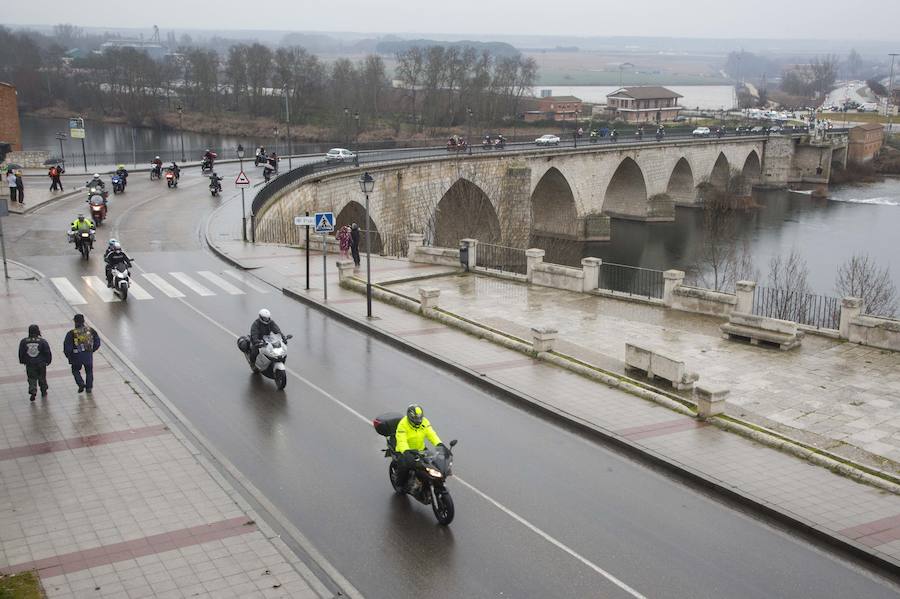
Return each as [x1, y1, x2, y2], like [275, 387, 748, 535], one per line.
[128, 280, 153, 300]
[83, 276, 120, 303]
[169, 272, 214, 296]
[222, 269, 270, 293]
[50, 277, 87, 305]
[141, 273, 185, 298]
[197, 270, 244, 295]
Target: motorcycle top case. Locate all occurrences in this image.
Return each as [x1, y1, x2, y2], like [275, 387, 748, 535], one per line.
[236, 335, 251, 353]
[373, 412, 403, 436]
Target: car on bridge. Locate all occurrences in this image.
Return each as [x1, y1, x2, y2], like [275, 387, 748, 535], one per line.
[325, 148, 356, 163]
[534, 134, 560, 146]
[692, 126, 711, 138]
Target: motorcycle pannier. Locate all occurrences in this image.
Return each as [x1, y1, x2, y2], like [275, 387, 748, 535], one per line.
[373, 412, 403, 436]
[236, 335, 251, 353]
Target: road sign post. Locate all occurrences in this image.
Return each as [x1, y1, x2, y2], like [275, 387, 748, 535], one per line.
[235, 171, 251, 241]
[69, 117, 87, 173]
[0, 200, 8, 279]
[293, 213, 315, 290]
[314, 212, 335, 300]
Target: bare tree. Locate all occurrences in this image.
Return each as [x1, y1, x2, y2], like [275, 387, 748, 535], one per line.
[835, 253, 898, 317]
[765, 249, 811, 321]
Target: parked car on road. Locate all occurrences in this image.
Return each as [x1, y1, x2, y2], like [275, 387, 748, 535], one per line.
[750, 126, 766, 134]
[735, 126, 752, 135]
[692, 126, 711, 138]
[325, 148, 356, 163]
[535, 134, 561, 146]
[768, 125, 783, 134]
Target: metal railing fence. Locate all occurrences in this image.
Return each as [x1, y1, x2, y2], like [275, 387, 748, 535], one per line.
[597, 262, 665, 300]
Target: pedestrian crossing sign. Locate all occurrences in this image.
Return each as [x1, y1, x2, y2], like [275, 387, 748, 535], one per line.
[314, 212, 335, 233]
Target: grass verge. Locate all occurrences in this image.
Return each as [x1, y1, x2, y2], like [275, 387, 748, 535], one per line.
[0, 572, 44, 599]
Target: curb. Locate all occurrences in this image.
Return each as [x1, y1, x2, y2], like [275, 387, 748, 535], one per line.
[8, 187, 85, 215]
[204, 204, 900, 578]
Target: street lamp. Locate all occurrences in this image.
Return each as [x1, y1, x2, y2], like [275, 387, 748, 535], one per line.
[175, 103, 185, 162]
[618, 62, 634, 88]
[573, 109, 580, 148]
[237, 145, 247, 242]
[358, 172, 376, 318]
[888, 53, 898, 136]
[353, 111, 360, 145]
[283, 86, 292, 170]
[343, 107, 350, 147]
[466, 106, 474, 155]
[55, 132, 67, 167]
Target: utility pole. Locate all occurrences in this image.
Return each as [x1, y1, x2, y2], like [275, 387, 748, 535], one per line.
[888, 53, 898, 136]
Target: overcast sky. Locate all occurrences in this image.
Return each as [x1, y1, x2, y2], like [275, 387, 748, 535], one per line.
[8, 0, 900, 40]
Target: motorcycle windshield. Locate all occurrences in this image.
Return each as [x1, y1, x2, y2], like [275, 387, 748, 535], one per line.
[89, 196, 104, 205]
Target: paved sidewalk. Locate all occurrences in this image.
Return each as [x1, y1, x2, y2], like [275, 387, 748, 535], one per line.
[207, 196, 900, 573]
[0, 264, 325, 598]
[6, 174, 85, 214]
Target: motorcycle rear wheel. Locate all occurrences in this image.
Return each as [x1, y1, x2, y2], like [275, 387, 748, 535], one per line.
[432, 489, 454, 525]
[388, 461, 405, 494]
[274, 369, 287, 390]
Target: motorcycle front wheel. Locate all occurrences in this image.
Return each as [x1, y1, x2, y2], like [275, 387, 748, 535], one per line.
[119, 286, 128, 301]
[432, 488, 454, 525]
[80, 243, 90, 260]
[274, 369, 287, 390]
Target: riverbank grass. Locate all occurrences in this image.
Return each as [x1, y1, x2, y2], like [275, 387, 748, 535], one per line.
[0, 572, 44, 599]
[819, 112, 893, 124]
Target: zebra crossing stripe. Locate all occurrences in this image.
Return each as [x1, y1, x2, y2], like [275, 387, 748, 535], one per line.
[83, 276, 120, 303]
[222, 270, 270, 293]
[128, 280, 154, 300]
[141, 273, 185, 298]
[197, 271, 244, 295]
[169, 272, 214, 296]
[51, 277, 87, 305]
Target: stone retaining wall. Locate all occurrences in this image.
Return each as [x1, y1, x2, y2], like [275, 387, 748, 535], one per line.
[671, 285, 737, 317]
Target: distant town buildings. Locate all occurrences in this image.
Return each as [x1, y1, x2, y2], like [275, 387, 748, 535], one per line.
[605, 86, 683, 123]
[0, 82, 21, 153]
[523, 95, 584, 122]
[848, 123, 884, 164]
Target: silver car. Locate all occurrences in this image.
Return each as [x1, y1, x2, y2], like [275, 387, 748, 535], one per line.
[535, 134, 560, 146]
[325, 148, 356, 163]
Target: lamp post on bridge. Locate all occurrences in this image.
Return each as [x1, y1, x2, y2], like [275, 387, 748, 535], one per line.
[55, 132, 67, 168]
[358, 172, 375, 318]
[175, 103, 185, 162]
[466, 106, 474, 155]
[237, 144, 247, 242]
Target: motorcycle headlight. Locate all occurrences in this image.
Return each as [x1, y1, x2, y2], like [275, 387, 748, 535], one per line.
[425, 467, 443, 479]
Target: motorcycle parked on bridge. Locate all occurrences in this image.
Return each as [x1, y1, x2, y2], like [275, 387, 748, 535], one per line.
[373, 412, 457, 525]
[237, 333, 293, 390]
[165, 168, 178, 189]
[87, 192, 107, 225]
[111, 262, 131, 300]
[111, 174, 125, 194]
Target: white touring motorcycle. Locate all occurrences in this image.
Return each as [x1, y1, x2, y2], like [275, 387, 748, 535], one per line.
[237, 333, 293, 389]
[111, 263, 131, 300]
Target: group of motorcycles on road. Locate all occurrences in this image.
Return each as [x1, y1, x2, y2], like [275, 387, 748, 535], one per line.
[149, 150, 223, 196]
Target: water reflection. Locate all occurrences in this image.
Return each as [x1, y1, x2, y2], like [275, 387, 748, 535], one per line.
[540, 179, 900, 296]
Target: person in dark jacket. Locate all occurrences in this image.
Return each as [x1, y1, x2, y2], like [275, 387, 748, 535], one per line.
[63, 314, 101, 393]
[249, 308, 283, 363]
[350, 222, 361, 266]
[15, 170, 24, 204]
[18, 324, 52, 401]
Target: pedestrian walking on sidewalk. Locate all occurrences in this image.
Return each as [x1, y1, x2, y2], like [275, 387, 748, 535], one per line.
[63, 314, 100, 393]
[337, 224, 351, 260]
[7, 169, 17, 203]
[15, 170, 24, 204]
[49, 166, 63, 191]
[350, 222, 361, 267]
[18, 324, 52, 401]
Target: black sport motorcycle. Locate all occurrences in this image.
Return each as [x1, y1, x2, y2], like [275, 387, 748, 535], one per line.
[373, 412, 457, 525]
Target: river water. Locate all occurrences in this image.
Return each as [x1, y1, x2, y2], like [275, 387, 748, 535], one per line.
[564, 179, 900, 297]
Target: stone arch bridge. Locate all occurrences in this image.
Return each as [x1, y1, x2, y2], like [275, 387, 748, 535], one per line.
[254, 134, 843, 248]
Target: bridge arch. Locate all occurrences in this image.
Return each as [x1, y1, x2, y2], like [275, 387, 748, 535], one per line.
[530, 167, 579, 239]
[741, 150, 761, 187]
[709, 152, 731, 189]
[336, 200, 382, 253]
[433, 178, 501, 247]
[602, 157, 649, 219]
[666, 157, 697, 206]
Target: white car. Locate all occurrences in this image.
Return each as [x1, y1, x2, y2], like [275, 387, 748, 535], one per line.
[692, 127, 711, 137]
[325, 148, 356, 163]
[535, 134, 561, 146]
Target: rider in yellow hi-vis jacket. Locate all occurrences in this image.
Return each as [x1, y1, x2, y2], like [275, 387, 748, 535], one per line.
[394, 404, 443, 490]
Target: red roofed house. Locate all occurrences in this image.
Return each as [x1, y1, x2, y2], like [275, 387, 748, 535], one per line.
[606, 86, 683, 123]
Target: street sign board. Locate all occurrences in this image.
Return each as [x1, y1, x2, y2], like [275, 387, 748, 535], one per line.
[294, 215, 315, 227]
[314, 212, 335, 233]
[235, 171, 251, 186]
[68, 117, 85, 139]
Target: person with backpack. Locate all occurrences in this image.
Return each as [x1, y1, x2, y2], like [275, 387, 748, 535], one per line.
[49, 166, 64, 191]
[63, 314, 101, 393]
[18, 324, 52, 401]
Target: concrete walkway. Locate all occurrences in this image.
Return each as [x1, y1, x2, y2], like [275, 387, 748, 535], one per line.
[0, 263, 327, 598]
[5, 174, 85, 215]
[206, 195, 900, 574]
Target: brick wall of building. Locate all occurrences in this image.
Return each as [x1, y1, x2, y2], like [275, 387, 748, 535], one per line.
[0, 83, 21, 151]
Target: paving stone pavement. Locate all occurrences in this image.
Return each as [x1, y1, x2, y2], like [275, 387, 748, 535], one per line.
[0, 264, 326, 598]
[207, 196, 900, 571]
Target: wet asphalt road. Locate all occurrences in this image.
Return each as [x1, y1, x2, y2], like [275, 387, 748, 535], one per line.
[6, 165, 900, 599]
